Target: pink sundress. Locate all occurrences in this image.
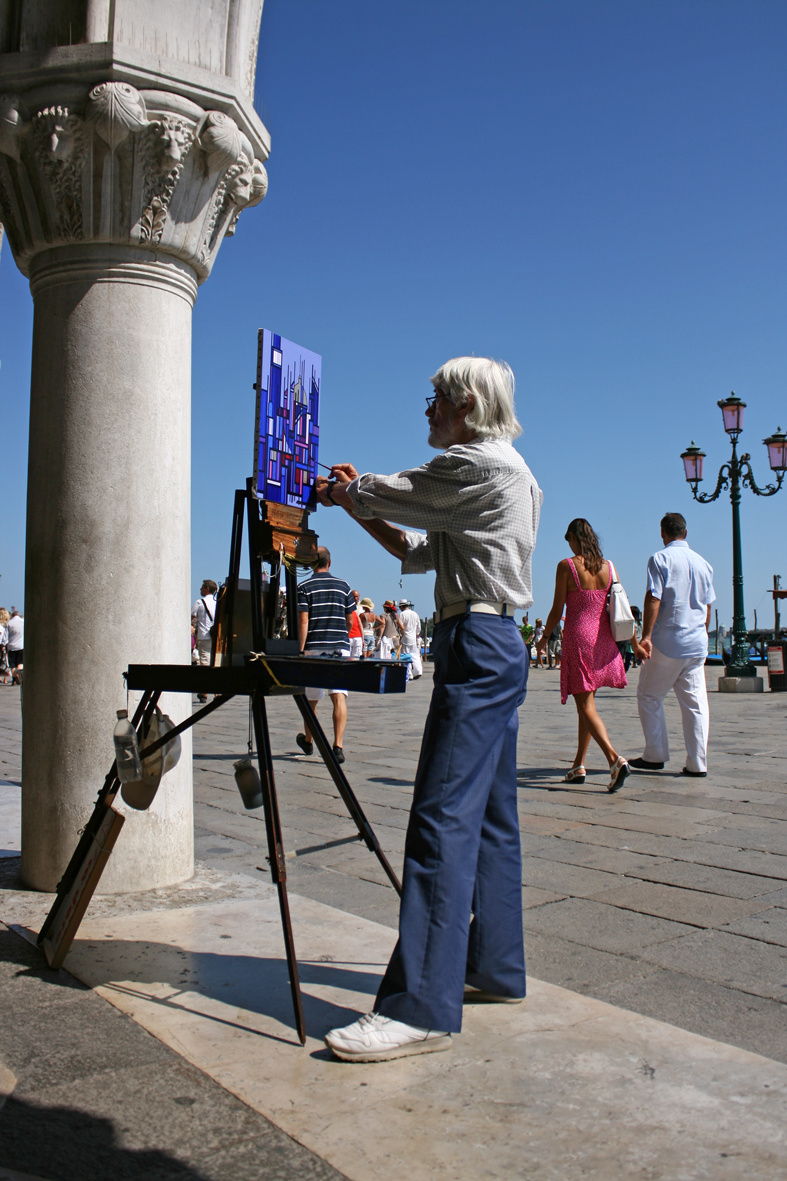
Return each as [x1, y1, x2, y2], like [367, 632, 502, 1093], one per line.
[560, 558, 627, 705]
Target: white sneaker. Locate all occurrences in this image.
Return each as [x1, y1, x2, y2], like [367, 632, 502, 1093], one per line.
[324, 1012, 452, 1062]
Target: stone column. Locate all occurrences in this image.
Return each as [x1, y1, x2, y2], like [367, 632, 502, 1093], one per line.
[0, 19, 270, 891]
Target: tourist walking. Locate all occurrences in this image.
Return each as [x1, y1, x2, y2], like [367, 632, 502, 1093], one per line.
[0, 608, 10, 685]
[379, 601, 402, 659]
[6, 609, 24, 687]
[296, 547, 355, 764]
[359, 598, 384, 656]
[630, 513, 715, 777]
[397, 599, 423, 679]
[537, 519, 629, 791]
[348, 589, 365, 658]
[316, 355, 541, 1062]
[532, 618, 546, 668]
[547, 621, 562, 670]
[622, 605, 642, 672]
[191, 580, 218, 703]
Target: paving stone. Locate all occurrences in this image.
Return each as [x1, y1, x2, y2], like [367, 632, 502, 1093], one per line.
[563, 826, 787, 877]
[723, 907, 787, 948]
[590, 968, 787, 1064]
[529, 836, 671, 875]
[521, 858, 625, 897]
[273, 860, 400, 930]
[521, 897, 696, 954]
[693, 825, 787, 856]
[588, 880, 768, 928]
[640, 929, 787, 1002]
[521, 929, 645, 992]
[622, 858, 782, 898]
[522, 886, 566, 909]
[519, 815, 585, 836]
[612, 798, 729, 823]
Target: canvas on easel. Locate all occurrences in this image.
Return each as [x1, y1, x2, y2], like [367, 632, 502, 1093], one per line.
[253, 329, 321, 509]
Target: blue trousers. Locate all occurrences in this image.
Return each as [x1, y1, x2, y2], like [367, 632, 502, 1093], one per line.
[375, 612, 528, 1032]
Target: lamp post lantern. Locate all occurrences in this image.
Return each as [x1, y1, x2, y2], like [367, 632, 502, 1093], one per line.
[681, 394, 786, 685]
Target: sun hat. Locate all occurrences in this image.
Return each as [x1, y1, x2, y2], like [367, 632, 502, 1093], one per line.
[360, 597, 374, 610]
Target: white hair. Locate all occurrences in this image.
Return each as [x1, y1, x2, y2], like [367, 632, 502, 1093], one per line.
[430, 357, 522, 440]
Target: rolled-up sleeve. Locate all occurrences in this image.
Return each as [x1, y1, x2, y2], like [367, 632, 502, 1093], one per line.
[346, 455, 466, 530]
[401, 530, 433, 573]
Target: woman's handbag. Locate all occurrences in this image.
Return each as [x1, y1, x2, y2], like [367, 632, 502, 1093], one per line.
[607, 562, 636, 642]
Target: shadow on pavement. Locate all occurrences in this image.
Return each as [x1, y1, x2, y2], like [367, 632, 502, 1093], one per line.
[0, 1096, 208, 1181]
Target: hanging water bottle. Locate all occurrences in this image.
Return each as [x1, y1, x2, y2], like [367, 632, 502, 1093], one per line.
[233, 757, 263, 810]
[113, 709, 143, 783]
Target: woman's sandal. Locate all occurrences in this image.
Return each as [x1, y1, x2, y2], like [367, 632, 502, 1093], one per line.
[564, 765, 586, 784]
[608, 756, 630, 793]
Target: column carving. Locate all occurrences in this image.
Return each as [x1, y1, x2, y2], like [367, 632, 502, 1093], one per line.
[0, 81, 267, 281]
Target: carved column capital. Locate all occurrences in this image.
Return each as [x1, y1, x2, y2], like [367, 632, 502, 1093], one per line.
[0, 80, 268, 282]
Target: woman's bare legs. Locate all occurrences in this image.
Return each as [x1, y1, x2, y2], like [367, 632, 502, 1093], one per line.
[573, 691, 618, 767]
[572, 709, 592, 770]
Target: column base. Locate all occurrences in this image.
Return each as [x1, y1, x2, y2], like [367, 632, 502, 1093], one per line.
[718, 676, 764, 693]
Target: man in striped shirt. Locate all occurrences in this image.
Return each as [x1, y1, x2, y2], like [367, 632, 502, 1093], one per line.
[319, 356, 542, 1063]
[296, 547, 355, 764]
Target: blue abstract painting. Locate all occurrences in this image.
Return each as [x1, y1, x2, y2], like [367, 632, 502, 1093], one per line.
[253, 329, 321, 508]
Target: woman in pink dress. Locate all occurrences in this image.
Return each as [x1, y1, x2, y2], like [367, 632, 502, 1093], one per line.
[536, 519, 630, 792]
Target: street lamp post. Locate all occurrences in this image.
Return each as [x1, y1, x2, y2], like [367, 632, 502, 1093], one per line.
[681, 395, 787, 684]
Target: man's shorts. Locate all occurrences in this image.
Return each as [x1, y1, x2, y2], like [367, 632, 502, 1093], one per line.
[304, 648, 350, 700]
[8, 650, 23, 669]
[305, 686, 348, 700]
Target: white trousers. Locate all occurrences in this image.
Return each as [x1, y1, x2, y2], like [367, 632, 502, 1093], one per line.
[196, 638, 213, 666]
[637, 647, 709, 773]
[401, 640, 423, 678]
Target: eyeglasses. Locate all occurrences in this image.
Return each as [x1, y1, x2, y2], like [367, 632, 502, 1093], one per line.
[425, 390, 451, 411]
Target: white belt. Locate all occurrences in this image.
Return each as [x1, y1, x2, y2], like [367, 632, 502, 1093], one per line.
[433, 600, 514, 623]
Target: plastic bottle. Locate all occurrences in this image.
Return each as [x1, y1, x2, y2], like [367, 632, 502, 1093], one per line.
[233, 757, 263, 810]
[113, 709, 143, 783]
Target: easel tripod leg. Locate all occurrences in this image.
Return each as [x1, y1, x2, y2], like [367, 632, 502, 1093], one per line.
[295, 694, 402, 895]
[250, 691, 307, 1045]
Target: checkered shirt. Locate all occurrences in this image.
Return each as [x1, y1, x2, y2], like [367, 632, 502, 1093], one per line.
[347, 438, 542, 611]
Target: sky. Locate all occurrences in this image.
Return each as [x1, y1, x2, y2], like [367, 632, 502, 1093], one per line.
[1, 0, 786, 631]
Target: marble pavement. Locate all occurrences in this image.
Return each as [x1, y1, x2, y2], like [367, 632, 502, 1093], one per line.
[1, 663, 786, 1178]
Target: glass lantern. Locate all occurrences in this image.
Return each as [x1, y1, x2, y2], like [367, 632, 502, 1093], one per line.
[680, 442, 705, 484]
[764, 427, 787, 473]
[717, 393, 746, 437]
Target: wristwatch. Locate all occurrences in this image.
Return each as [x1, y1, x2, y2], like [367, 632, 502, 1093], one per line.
[325, 479, 339, 506]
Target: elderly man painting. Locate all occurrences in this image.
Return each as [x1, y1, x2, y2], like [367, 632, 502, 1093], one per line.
[317, 357, 542, 1062]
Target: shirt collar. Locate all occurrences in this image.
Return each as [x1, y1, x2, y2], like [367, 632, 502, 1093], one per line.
[665, 540, 689, 548]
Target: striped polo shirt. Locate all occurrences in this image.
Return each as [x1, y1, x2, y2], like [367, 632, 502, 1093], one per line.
[297, 570, 355, 653]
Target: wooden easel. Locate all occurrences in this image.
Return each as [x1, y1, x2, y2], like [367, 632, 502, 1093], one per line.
[38, 484, 405, 1044]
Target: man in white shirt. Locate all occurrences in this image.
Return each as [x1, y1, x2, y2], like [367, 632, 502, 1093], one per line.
[315, 356, 542, 1062]
[631, 513, 715, 777]
[191, 580, 218, 703]
[398, 599, 423, 679]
